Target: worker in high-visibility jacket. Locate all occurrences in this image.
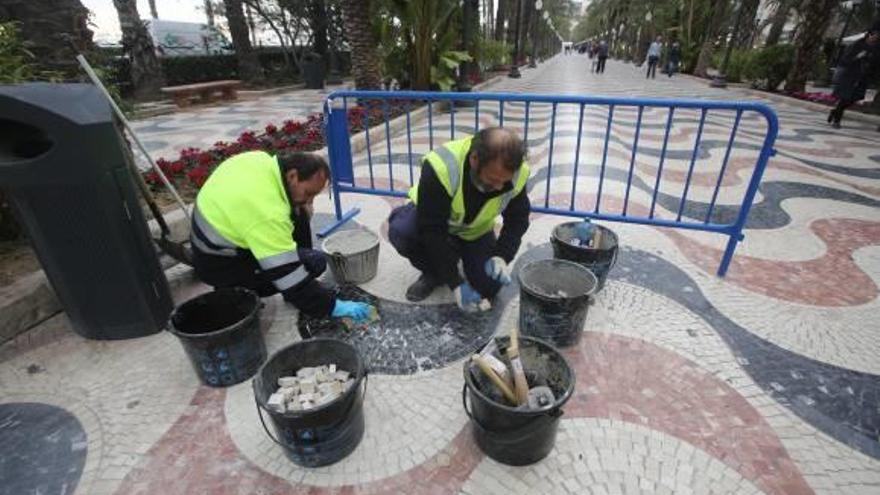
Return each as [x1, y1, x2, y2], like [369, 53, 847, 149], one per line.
[190, 150, 374, 324]
[388, 127, 531, 312]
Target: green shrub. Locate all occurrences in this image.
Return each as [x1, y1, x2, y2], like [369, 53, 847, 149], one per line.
[712, 49, 752, 83]
[743, 44, 795, 91]
[477, 38, 510, 71]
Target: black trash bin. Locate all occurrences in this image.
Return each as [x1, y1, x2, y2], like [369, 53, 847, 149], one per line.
[0, 83, 173, 340]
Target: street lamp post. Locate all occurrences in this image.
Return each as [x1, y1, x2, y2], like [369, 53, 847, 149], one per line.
[508, 0, 525, 78]
[458, 0, 478, 92]
[530, 0, 543, 68]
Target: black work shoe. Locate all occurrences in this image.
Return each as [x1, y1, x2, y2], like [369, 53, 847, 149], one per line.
[406, 273, 440, 302]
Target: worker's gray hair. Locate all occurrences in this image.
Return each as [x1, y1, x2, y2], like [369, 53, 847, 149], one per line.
[469, 127, 527, 173]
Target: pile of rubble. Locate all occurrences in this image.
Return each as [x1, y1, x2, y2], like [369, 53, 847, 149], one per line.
[267, 364, 355, 413]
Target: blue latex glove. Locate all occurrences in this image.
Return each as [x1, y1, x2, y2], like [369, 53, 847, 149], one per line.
[331, 299, 373, 323]
[454, 282, 483, 312]
[573, 219, 597, 246]
[484, 256, 512, 285]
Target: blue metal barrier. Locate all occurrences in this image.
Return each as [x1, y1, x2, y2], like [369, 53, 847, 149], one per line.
[321, 90, 778, 277]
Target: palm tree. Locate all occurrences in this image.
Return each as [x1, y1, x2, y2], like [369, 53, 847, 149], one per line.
[112, 0, 164, 99]
[784, 0, 838, 92]
[0, 0, 95, 78]
[495, 0, 508, 42]
[765, 0, 794, 46]
[222, 0, 264, 85]
[694, 0, 729, 77]
[147, 0, 158, 19]
[340, 0, 382, 89]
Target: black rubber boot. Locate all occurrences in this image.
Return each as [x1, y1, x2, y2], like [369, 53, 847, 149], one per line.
[405, 273, 440, 302]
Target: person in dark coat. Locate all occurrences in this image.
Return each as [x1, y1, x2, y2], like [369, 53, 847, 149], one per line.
[667, 42, 682, 77]
[829, 23, 880, 128]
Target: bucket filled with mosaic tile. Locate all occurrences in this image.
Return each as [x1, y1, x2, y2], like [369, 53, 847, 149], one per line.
[252, 338, 367, 467]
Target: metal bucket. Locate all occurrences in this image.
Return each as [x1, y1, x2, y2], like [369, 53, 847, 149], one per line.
[321, 229, 380, 285]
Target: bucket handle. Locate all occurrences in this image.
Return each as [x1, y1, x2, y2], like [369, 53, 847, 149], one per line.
[461, 382, 563, 443]
[253, 372, 369, 449]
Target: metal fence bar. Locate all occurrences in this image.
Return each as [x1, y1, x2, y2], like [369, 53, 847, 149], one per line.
[623, 105, 644, 216]
[650, 107, 675, 219]
[474, 100, 480, 133]
[544, 102, 558, 208]
[428, 99, 434, 150]
[499, 100, 504, 126]
[705, 109, 743, 224]
[405, 102, 414, 185]
[595, 104, 615, 213]
[569, 103, 586, 210]
[450, 99, 456, 140]
[383, 99, 394, 190]
[523, 101, 531, 144]
[363, 107, 375, 188]
[677, 108, 707, 222]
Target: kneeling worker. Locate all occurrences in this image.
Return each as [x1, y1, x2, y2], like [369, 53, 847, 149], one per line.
[389, 127, 531, 311]
[190, 150, 373, 324]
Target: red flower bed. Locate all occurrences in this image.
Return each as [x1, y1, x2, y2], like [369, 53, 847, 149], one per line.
[145, 102, 415, 191]
[790, 91, 839, 105]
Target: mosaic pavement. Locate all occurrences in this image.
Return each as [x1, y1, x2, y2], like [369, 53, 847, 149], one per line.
[2, 55, 880, 494]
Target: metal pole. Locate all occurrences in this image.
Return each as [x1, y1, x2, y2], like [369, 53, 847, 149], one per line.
[76, 55, 190, 221]
[508, 0, 524, 78]
[529, 9, 539, 67]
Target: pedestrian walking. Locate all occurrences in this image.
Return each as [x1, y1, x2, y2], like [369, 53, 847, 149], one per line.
[596, 40, 609, 74]
[829, 23, 880, 129]
[646, 36, 662, 79]
[667, 41, 681, 77]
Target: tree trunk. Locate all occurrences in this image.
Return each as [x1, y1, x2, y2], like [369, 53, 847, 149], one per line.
[340, 0, 382, 90]
[205, 0, 215, 26]
[147, 0, 158, 19]
[784, 0, 838, 92]
[494, 0, 506, 42]
[520, 0, 533, 64]
[112, 0, 164, 99]
[765, 0, 791, 46]
[307, 0, 329, 64]
[694, 0, 728, 77]
[222, 0, 264, 85]
[0, 0, 95, 79]
[734, 0, 760, 48]
[506, 0, 519, 47]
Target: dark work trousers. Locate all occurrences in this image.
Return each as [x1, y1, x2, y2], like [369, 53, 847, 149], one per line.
[191, 207, 326, 297]
[387, 203, 502, 299]
[646, 56, 659, 78]
[596, 56, 607, 73]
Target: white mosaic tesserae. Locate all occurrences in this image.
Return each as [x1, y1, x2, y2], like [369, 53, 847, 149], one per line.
[268, 365, 355, 413]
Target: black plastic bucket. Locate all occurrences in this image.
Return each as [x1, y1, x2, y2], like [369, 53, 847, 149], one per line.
[462, 336, 575, 466]
[169, 287, 266, 387]
[253, 338, 367, 468]
[518, 259, 597, 348]
[550, 221, 619, 291]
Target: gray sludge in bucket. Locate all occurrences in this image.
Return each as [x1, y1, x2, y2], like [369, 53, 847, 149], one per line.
[168, 287, 266, 387]
[518, 259, 597, 348]
[463, 336, 575, 466]
[321, 229, 380, 285]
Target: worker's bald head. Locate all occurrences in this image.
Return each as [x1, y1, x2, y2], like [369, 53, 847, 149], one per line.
[468, 127, 527, 192]
[469, 127, 526, 173]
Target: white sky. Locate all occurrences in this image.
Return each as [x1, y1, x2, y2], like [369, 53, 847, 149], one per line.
[82, 0, 206, 42]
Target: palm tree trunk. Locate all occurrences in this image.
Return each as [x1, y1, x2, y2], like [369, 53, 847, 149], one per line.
[222, 0, 264, 85]
[0, 0, 95, 78]
[112, 0, 164, 99]
[205, 0, 215, 26]
[147, 0, 158, 19]
[694, 0, 728, 78]
[340, 0, 382, 90]
[734, 0, 760, 48]
[495, 0, 507, 42]
[784, 0, 838, 92]
[765, 0, 791, 46]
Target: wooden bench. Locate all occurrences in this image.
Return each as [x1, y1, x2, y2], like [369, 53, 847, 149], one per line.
[160, 80, 242, 108]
